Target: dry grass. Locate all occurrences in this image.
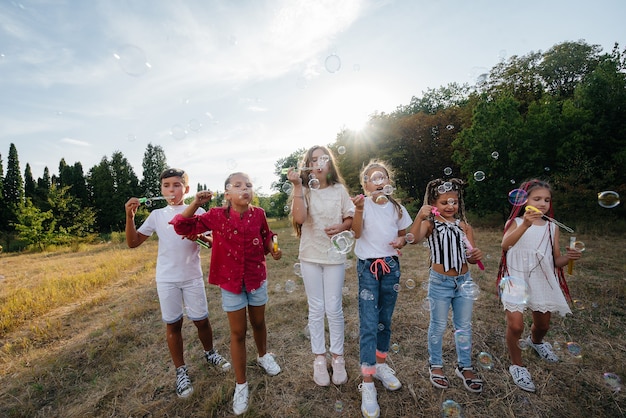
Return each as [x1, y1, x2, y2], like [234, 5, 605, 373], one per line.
[0, 227, 625, 417]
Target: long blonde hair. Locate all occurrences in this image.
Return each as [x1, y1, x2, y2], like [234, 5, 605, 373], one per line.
[360, 159, 403, 220]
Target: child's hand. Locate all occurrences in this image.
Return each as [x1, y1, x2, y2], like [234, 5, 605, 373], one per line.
[565, 246, 583, 261]
[286, 168, 303, 185]
[352, 194, 365, 210]
[389, 236, 405, 249]
[467, 247, 483, 263]
[270, 246, 282, 260]
[194, 190, 213, 205]
[522, 206, 543, 226]
[324, 224, 344, 238]
[193, 233, 213, 248]
[125, 197, 140, 217]
[418, 205, 433, 221]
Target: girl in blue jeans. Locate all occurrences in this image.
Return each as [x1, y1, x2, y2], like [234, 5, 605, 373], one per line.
[408, 178, 484, 393]
[352, 160, 412, 418]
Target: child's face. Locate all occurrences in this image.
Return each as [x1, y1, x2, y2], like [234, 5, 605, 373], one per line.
[225, 174, 254, 206]
[309, 148, 330, 177]
[160, 176, 188, 205]
[363, 168, 389, 199]
[526, 187, 551, 214]
[433, 191, 459, 219]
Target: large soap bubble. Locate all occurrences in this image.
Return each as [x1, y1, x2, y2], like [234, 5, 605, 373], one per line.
[499, 275, 528, 306]
[598, 191, 620, 208]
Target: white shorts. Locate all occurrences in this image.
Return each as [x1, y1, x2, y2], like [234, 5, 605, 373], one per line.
[156, 277, 209, 323]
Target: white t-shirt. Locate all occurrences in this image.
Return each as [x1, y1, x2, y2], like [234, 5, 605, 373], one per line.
[138, 204, 206, 283]
[354, 197, 412, 260]
[298, 183, 355, 264]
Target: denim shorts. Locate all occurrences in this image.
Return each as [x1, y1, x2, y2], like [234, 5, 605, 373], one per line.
[221, 281, 268, 312]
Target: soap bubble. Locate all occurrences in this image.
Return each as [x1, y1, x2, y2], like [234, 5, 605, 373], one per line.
[252, 238, 260, 246]
[508, 189, 528, 206]
[567, 341, 582, 358]
[113, 44, 151, 76]
[369, 171, 386, 185]
[324, 54, 341, 73]
[391, 343, 400, 353]
[308, 178, 320, 189]
[285, 279, 296, 293]
[405, 279, 416, 289]
[405, 233, 415, 244]
[473, 171, 486, 182]
[282, 182, 293, 194]
[573, 241, 586, 252]
[491, 151, 499, 159]
[187, 118, 202, 132]
[170, 124, 187, 140]
[598, 191, 620, 208]
[443, 167, 453, 176]
[602, 372, 622, 392]
[383, 184, 394, 195]
[330, 231, 355, 254]
[518, 339, 529, 350]
[459, 281, 480, 300]
[454, 329, 471, 350]
[337, 145, 346, 155]
[334, 400, 344, 413]
[441, 399, 462, 418]
[499, 276, 528, 306]
[477, 352, 494, 370]
[360, 289, 374, 301]
[293, 263, 302, 277]
[446, 124, 454, 131]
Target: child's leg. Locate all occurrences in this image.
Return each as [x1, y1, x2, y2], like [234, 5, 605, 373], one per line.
[248, 304, 267, 357]
[166, 319, 185, 368]
[506, 310, 525, 365]
[530, 311, 552, 343]
[451, 293, 474, 368]
[322, 263, 346, 357]
[358, 258, 380, 382]
[226, 308, 248, 384]
[300, 262, 327, 356]
[375, 260, 400, 359]
[193, 318, 214, 352]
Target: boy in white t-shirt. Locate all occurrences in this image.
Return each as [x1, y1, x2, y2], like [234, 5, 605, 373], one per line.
[125, 168, 230, 399]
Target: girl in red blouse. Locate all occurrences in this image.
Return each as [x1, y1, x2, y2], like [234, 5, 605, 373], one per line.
[170, 172, 282, 416]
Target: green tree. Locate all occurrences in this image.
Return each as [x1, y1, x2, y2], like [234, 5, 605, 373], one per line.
[13, 198, 54, 251]
[88, 157, 117, 232]
[140, 143, 167, 198]
[24, 163, 36, 200]
[4, 143, 24, 228]
[0, 153, 5, 231]
[35, 167, 52, 212]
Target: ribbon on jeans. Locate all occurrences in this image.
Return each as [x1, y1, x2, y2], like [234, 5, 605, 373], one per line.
[370, 258, 390, 280]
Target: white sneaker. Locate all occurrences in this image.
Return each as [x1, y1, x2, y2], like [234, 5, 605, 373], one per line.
[359, 382, 380, 418]
[509, 365, 536, 392]
[332, 356, 348, 385]
[373, 363, 402, 391]
[526, 336, 559, 362]
[313, 355, 330, 386]
[233, 382, 249, 415]
[257, 353, 281, 376]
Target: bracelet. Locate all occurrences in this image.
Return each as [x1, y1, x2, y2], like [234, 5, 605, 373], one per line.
[293, 195, 304, 198]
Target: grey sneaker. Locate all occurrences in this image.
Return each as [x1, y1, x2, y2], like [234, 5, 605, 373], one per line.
[176, 365, 193, 398]
[373, 363, 402, 391]
[205, 349, 232, 371]
[257, 353, 281, 376]
[509, 365, 536, 392]
[526, 336, 559, 362]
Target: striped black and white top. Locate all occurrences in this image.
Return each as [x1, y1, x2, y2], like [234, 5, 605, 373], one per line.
[427, 219, 467, 273]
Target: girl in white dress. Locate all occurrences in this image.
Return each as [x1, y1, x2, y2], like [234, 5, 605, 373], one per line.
[497, 179, 582, 392]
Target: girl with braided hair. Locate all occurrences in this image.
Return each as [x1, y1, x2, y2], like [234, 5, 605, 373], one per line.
[407, 178, 484, 393]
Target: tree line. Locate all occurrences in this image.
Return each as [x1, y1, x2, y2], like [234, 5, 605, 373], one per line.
[1, 40, 624, 251]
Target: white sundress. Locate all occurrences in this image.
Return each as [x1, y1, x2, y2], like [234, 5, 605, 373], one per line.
[503, 218, 571, 317]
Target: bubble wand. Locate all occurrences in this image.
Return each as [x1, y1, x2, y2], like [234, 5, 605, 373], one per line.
[272, 235, 279, 252]
[431, 207, 484, 270]
[525, 205, 574, 233]
[196, 238, 210, 249]
[567, 236, 576, 275]
[138, 196, 174, 204]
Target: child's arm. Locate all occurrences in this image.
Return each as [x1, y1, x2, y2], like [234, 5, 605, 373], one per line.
[407, 205, 434, 243]
[552, 228, 583, 268]
[180, 190, 212, 218]
[501, 209, 542, 250]
[325, 217, 353, 238]
[462, 223, 484, 265]
[351, 194, 365, 239]
[287, 169, 307, 225]
[125, 197, 149, 248]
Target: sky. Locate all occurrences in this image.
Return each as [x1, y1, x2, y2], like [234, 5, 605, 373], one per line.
[1, 0, 624, 196]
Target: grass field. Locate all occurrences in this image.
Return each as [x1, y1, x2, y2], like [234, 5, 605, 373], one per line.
[0, 224, 625, 417]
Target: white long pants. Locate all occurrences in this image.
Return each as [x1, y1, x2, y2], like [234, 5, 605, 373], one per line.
[301, 261, 345, 356]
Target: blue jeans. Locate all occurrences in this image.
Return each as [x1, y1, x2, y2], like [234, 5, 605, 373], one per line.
[358, 256, 401, 370]
[427, 269, 474, 368]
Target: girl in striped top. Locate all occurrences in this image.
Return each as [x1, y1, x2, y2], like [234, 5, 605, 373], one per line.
[407, 178, 484, 393]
